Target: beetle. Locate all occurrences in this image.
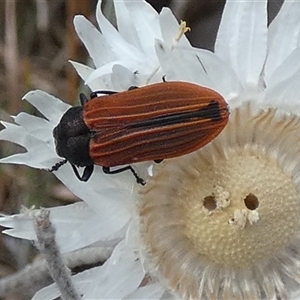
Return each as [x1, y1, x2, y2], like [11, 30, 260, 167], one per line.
[49, 81, 229, 185]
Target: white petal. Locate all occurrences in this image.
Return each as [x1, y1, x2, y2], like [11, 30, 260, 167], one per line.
[125, 283, 166, 299]
[123, 0, 161, 56]
[85, 60, 130, 85]
[33, 285, 60, 300]
[95, 0, 142, 61]
[73, 15, 116, 68]
[69, 60, 93, 80]
[33, 240, 145, 300]
[0, 119, 55, 169]
[265, 1, 300, 84]
[267, 47, 300, 90]
[0, 150, 53, 169]
[95, 0, 123, 42]
[155, 40, 212, 87]
[22, 90, 70, 125]
[161, 291, 176, 299]
[264, 68, 300, 115]
[53, 162, 134, 209]
[0, 150, 135, 252]
[0, 203, 94, 243]
[51, 201, 129, 253]
[82, 240, 145, 299]
[0, 202, 128, 254]
[0, 121, 38, 150]
[215, 0, 267, 88]
[70, 60, 113, 91]
[13, 112, 52, 142]
[114, 0, 143, 51]
[87, 0, 162, 84]
[190, 49, 242, 102]
[111, 65, 139, 91]
[0, 125, 55, 170]
[159, 7, 190, 48]
[0, 213, 35, 240]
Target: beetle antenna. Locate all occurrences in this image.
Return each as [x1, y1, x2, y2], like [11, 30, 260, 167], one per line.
[49, 159, 68, 172]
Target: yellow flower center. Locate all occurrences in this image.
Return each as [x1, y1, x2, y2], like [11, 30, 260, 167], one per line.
[139, 106, 300, 299]
[182, 154, 297, 268]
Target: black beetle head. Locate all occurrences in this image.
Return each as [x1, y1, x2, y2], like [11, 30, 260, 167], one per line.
[53, 106, 94, 167]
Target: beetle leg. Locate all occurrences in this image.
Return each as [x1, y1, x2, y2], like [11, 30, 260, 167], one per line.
[90, 90, 118, 99]
[162, 75, 167, 82]
[102, 166, 145, 185]
[154, 159, 164, 163]
[79, 93, 89, 106]
[82, 165, 94, 181]
[71, 164, 94, 181]
[128, 86, 138, 91]
[49, 159, 68, 172]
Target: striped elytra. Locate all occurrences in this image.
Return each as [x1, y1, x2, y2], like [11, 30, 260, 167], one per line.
[51, 81, 229, 184]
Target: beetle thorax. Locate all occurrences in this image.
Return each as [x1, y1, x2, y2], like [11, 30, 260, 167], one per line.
[53, 106, 93, 167]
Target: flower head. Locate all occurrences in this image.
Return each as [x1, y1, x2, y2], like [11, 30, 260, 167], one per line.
[1, 0, 300, 299]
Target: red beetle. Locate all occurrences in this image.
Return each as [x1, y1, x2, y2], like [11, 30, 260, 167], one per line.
[50, 81, 229, 184]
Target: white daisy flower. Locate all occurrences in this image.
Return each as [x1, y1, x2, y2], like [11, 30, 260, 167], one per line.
[1, 0, 300, 299]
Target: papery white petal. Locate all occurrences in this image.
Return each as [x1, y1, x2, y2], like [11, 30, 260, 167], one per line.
[22, 90, 70, 124]
[267, 47, 300, 90]
[59, 216, 124, 254]
[0, 119, 56, 169]
[114, 0, 143, 50]
[0, 203, 94, 243]
[155, 40, 212, 87]
[69, 60, 93, 80]
[0, 125, 55, 169]
[189, 49, 242, 103]
[264, 69, 300, 115]
[96, 0, 143, 61]
[33, 284, 60, 300]
[34, 240, 145, 300]
[0, 150, 52, 169]
[13, 113, 53, 142]
[74, 15, 116, 68]
[52, 162, 134, 209]
[49, 202, 124, 253]
[51, 201, 129, 253]
[265, 1, 300, 83]
[70, 60, 113, 91]
[123, 0, 161, 56]
[83, 240, 145, 299]
[0, 122, 39, 150]
[95, 0, 125, 44]
[159, 7, 190, 48]
[125, 283, 166, 299]
[54, 189, 133, 253]
[161, 291, 176, 299]
[0, 202, 127, 253]
[215, 0, 267, 88]
[90, 0, 164, 84]
[85, 60, 139, 85]
[111, 64, 139, 90]
[0, 214, 36, 240]
[0, 133, 135, 252]
[291, 290, 300, 300]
